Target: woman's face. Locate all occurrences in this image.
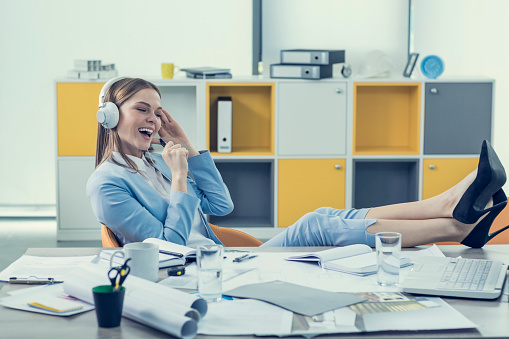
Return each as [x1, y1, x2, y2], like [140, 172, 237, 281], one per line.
[116, 88, 162, 157]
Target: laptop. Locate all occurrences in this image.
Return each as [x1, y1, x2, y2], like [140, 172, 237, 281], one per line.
[401, 256, 508, 299]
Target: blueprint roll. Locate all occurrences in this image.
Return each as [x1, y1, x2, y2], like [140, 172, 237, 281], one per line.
[63, 263, 203, 339]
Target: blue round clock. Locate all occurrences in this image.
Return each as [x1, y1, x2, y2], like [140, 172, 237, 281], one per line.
[420, 55, 444, 79]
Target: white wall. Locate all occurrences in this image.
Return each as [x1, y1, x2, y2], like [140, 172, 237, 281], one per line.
[2, 0, 509, 206]
[413, 0, 509, 171]
[0, 0, 252, 205]
[263, 0, 409, 77]
[264, 0, 509, 189]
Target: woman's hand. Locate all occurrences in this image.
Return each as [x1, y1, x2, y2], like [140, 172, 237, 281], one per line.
[156, 109, 199, 157]
[161, 141, 189, 193]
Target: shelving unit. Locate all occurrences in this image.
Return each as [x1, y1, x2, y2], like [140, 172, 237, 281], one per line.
[55, 77, 493, 241]
[207, 83, 275, 155]
[353, 82, 421, 155]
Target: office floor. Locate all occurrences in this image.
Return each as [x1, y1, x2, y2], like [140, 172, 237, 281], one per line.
[0, 217, 101, 271]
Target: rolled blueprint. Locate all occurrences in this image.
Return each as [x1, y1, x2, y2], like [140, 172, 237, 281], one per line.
[63, 263, 203, 339]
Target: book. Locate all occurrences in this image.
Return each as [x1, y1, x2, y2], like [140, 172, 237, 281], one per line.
[186, 72, 232, 79]
[143, 238, 197, 266]
[285, 244, 411, 276]
[101, 239, 195, 269]
[181, 66, 231, 75]
[27, 296, 84, 313]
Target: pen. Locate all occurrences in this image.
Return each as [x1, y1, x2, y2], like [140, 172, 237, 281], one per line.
[233, 254, 249, 262]
[160, 250, 184, 258]
[234, 255, 258, 263]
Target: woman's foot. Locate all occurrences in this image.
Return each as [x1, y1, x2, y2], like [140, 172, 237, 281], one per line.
[440, 169, 477, 221]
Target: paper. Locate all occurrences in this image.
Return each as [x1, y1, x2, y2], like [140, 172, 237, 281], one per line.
[223, 280, 366, 316]
[198, 299, 293, 335]
[362, 297, 477, 331]
[0, 284, 93, 316]
[0, 255, 98, 282]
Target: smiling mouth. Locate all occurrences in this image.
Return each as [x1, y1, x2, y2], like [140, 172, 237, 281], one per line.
[138, 128, 154, 139]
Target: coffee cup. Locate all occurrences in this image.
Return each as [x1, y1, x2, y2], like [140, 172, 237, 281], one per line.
[110, 242, 159, 282]
[161, 63, 180, 79]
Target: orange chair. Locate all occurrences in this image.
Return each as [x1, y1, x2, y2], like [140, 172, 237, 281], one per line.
[101, 224, 121, 248]
[100, 223, 263, 248]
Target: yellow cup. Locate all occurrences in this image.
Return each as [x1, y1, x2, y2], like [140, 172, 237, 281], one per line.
[161, 63, 180, 79]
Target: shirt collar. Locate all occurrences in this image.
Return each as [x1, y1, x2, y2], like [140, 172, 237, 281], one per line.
[111, 152, 151, 172]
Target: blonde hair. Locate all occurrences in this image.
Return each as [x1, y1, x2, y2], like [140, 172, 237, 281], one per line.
[95, 78, 161, 171]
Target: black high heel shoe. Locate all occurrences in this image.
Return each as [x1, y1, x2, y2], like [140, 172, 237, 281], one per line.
[453, 140, 506, 224]
[461, 189, 508, 248]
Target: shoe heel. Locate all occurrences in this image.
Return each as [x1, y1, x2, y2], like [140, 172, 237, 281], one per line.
[453, 140, 507, 224]
[461, 189, 508, 248]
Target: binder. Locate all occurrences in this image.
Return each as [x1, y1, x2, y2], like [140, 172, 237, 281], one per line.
[217, 97, 232, 153]
[280, 49, 345, 65]
[270, 64, 333, 80]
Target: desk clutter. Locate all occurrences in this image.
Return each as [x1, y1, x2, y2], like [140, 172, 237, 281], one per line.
[0, 245, 487, 338]
[67, 59, 118, 80]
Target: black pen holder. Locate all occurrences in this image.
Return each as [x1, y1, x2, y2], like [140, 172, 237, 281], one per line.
[92, 285, 125, 328]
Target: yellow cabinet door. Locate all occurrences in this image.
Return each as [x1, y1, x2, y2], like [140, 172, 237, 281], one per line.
[57, 82, 105, 156]
[278, 159, 345, 228]
[422, 158, 478, 200]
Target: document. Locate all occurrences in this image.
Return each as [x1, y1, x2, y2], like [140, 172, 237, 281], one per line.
[286, 244, 411, 276]
[0, 284, 94, 316]
[198, 299, 293, 336]
[223, 280, 366, 317]
[0, 255, 97, 283]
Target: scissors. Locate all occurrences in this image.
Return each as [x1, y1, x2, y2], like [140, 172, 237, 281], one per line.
[108, 258, 131, 291]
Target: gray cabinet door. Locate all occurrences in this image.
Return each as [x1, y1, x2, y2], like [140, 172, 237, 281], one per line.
[278, 82, 347, 156]
[424, 82, 492, 154]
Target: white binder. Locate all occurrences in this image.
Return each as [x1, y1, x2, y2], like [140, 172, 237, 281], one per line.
[217, 97, 232, 153]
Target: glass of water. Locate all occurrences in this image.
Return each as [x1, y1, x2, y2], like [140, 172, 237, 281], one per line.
[375, 232, 402, 287]
[196, 244, 223, 302]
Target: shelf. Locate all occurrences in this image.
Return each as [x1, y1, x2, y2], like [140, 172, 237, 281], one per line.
[353, 159, 418, 208]
[353, 82, 421, 155]
[209, 160, 274, 228]
[207, 83, 275, 155]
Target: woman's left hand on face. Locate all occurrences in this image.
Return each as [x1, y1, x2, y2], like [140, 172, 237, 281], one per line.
[157, 109, 189, 145]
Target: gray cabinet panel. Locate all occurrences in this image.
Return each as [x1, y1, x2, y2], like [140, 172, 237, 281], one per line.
[424, 82, 492, 154]
[210, 161, 273, 227]
[353, 160, 418, 208]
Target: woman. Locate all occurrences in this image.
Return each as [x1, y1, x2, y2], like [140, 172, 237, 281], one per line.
[87, 77, 508, 248]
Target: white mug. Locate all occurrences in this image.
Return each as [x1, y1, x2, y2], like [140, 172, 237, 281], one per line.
[110, 242, 159, 282]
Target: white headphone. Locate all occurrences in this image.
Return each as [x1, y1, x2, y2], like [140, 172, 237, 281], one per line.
[96, 76, 126, 129]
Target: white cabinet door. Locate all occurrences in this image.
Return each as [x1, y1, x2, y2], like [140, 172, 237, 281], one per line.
[57, 157, 98, 230]
[278, 82, 347, 156]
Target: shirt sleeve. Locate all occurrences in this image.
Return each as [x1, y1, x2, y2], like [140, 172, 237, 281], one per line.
[87, 170, 200, 245]
[187, 150, 234, 216]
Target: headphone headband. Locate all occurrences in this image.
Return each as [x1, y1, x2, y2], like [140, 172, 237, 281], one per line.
[98, 76, 126, 108]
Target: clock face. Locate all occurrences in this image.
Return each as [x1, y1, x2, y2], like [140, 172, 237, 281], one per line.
[341, 65, 352, 78]
[421, 55, 444, 79]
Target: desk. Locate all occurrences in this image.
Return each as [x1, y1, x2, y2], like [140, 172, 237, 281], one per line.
[1, 245, 509, 338]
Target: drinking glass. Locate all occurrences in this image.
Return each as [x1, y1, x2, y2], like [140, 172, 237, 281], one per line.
[376, 232, 402, 287]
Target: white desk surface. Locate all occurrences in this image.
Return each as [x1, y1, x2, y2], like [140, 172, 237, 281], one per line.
[1, 245, 509, 338]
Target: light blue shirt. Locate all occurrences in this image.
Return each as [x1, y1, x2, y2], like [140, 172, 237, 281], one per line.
[87, 151, 234, 246]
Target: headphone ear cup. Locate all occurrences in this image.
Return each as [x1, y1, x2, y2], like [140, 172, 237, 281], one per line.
[96, 102, 119, 129]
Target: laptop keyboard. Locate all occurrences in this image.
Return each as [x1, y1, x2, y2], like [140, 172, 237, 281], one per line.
[438, 258, 493, 291]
